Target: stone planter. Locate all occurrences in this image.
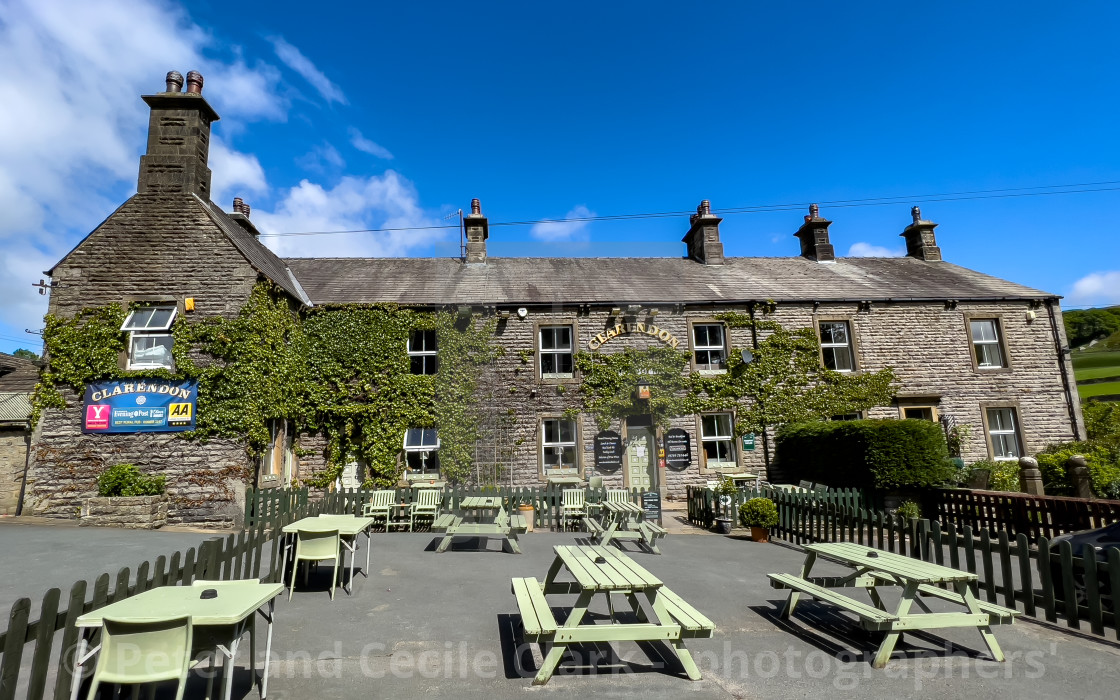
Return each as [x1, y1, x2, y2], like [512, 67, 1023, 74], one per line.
[81, 495, 168, 530]
[714, 517, 734, 535]
[750, 526, 770, 543]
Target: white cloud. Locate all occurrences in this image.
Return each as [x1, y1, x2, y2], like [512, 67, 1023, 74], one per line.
[255, 171, 448, 258]
[847, 242, 905, 258]
[209, 136, 268, 209]
[530, 205, 595, 242]
[348, 127, 393, 160]
[268, 36, 347, 105]
[1070, 271, 1120, 306]
[296, 143, 346, 173]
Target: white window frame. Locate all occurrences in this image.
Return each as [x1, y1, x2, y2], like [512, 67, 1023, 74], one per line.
[121, 304, 177, 370]
[985, 407, 1022, 460]
[819, 320, 855, 372]
[700, 413, 737, 469]
[408, 329, 438, 375]
[541, 418, 578, 472]
[970, 319, 1007, 369]
[403, 428, 440, 475]
[692, 323, 727, 372]
[539, 326, 574, 379]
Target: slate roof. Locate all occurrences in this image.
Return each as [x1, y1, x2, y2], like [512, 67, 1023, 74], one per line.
[282, 256, 1053, 307]
[0, 393, 32, 425]
[0, 352, 38, 393]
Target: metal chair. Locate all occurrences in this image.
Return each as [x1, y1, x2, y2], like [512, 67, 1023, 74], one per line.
[86, 615, 193, 700]
[560, 489, 586, 531]
[410, 489, 443, 531]
[362, 489, 395, 527]
[289, 527, 341, 601]
[190, 579, 260, 699]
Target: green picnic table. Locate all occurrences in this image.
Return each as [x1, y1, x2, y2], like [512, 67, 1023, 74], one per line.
[281, 514, 375, 594]
[769, 542, 1020, 668]
[70, 581, 285, 700]
[584, 499, 668, 554]
[431, 496, 528, 553]
[511, 544, 714, 685]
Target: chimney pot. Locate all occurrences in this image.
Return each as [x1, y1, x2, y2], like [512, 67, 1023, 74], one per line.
[682, 199, 724, 264]
[464, 198, 489, 263]
[911, 206, 921, 223]
[699, 199, 711, 216]
[900, 207, 942, 261]
[809, 203, 819, 219]
[471, 198, 481, 216]
[165, 71, 184, 93]
[185, 71, 204, 94]
[232, 197, 250, 217]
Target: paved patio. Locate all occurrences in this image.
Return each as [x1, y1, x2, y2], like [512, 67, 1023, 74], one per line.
[3, 520, 1120, 698]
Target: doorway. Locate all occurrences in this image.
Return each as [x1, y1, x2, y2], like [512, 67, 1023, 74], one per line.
[625, 416, 658, 491]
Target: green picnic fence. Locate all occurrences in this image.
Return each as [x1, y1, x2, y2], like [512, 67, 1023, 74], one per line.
[245, 485, 649, 531]
[687, 485, 1120, 641]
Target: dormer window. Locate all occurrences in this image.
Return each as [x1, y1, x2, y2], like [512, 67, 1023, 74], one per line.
[121, 304, 177, 370]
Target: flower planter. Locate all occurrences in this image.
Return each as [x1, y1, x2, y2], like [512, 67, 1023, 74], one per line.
[518, 504, 535, 532]
[714, 517, 734, 535]
[81, 495, 168, 530]
[750, 526, 770, 543]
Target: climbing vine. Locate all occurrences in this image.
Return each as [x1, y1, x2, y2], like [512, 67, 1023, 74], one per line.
[33, 283, 499, 488]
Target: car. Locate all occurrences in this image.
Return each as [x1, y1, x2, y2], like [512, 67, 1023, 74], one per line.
[1047, 520, 1120, 611]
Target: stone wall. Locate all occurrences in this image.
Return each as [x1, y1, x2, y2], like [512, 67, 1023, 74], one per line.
[27, 390, 250, 527]
[81, 495, 168, 529]
[0, 427, 30, 515]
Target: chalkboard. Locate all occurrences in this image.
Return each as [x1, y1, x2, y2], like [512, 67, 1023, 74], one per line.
[594, 430, 623, 472]
[642, 491, 662, 525]
[664, 428, 691, 471]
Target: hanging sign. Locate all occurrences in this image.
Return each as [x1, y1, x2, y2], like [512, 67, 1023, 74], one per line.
[594, 430, 623, 472]
[742, 433, 756, 451]
[82, 379, 197, 433]
[664, 428, 691, 471]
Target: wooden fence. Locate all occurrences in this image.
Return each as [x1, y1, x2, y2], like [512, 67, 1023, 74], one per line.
[687, 485, 1120, 641]
[0, 497, 321, 700]
[929, 488, 1120, 542]
[245, 485, 648, 531]
[685, 485, 870, 530]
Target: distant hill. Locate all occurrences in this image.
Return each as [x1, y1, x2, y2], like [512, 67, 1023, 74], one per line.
[1065, 305, 1120, 349]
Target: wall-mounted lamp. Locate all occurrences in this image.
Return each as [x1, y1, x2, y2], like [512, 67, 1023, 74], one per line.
[637, 378, 651, 400]
[610, 307, 621, 316]
[499, 310, 511, 320]
[648, 308, 660, 316]
[516, 307, 528, 319]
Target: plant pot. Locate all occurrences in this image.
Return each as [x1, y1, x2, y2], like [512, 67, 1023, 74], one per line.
[714, 517, 734, 535]
[518, 504, 535, 532]
[750, 526, 770, 543]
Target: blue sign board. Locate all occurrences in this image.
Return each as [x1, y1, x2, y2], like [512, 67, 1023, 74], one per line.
[82, 379, 197, 433]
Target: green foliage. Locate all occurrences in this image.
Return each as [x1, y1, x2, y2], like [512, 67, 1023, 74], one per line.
[35, 283, 499, 490]
[1083, 401, 1120, 443]
[968, 458, 1019, 493]
[571, 346, 692, 429]
[1035, 441, 1120, 499]
[1065, 306, 1120, 348]
[96, 463, 166, 497]
[739, 497, 779, 528]
[12, 348, 39, 361]
[896, 500, 922, 520]
[775, 419, 954, 490]
[715, 475, 738, 496]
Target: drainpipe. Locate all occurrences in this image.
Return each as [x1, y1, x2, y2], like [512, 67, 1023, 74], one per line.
[15, 419, 32, 516]
[1046, 299, 1082, 441]
[747, 303, 772, 473]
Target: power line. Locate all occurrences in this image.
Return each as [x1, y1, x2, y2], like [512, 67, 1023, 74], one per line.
[255, 179, 1120, 238]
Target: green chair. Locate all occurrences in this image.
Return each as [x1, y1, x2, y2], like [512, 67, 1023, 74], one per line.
[86, 615, 193, 700]
[362, 489, 396, 526]
[190, 579, 259, 699]
[409, 489, 443, 531]
[586, 476, 605, 516]
[560, 489, 586, 531]
[289, 526, 341, 601]
[606, 489, 630, 504]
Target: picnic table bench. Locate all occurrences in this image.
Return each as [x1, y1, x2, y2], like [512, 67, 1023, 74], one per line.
[585, 498, 667, 554]
[431, 496, 526, 553]
[768, 542, 1019, 668]
[511, 544, 713, 685]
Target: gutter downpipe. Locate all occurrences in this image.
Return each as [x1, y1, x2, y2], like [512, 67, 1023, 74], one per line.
[1046, 299, 1082, 441]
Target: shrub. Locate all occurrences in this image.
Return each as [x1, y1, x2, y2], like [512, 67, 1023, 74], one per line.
[739, 497, 779, 528]
[969, 459, 1019, 492]
[774, 419, 954, 490]
[1035, 441, 1120, 499]
[96, 463, 166, 497]
[896, 500, 922, 520]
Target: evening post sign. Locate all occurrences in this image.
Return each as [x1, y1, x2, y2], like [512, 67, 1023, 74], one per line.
[82, 379, 197, 433]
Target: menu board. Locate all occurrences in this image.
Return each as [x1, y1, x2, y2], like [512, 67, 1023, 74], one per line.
[594, 430, 623, 472]
[664, 428, 691, 471]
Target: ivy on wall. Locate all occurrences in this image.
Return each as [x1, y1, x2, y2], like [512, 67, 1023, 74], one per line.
[33, 283, 498, 488]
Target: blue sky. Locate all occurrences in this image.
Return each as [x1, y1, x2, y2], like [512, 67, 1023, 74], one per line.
[2, 1, 1119, 354]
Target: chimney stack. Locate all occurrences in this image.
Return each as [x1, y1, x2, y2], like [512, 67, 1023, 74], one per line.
[464, 198, 489, 263]
[794, 203, 835, 262]
[682, 199, 724, 265]
[229, 197, 260, 238]
[137, 70, 220, 199]
[900, 206, 942, 261]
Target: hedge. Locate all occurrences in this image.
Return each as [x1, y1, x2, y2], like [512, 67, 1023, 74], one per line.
[775, 419, 953, 490]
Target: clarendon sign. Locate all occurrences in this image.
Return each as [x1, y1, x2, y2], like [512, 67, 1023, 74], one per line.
[83, 378, 198, 434]
[587, 322, 681, 350]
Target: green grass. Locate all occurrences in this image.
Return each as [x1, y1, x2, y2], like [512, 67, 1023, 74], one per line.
[1079, 382, 1120, 399]
[1075, 366, 1120, 381]
[1072, 350, 1120, 370]
[1072, 350, 1120, 403]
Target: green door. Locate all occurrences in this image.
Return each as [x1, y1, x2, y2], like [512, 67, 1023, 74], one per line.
[626, 425, 657, 491]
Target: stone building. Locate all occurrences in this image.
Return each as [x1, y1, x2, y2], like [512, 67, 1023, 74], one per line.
[0, 352, 37, 515]
[25, 73, 1084, 524]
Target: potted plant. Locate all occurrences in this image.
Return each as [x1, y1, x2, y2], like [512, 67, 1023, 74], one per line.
[713, 476, 738, 534]
[738, 496, 778, 542]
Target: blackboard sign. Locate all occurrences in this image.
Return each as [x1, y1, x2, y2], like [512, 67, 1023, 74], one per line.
[664, 428, 691, 471]
[642, 491, 662, 525]
[594, 430, 623, 472]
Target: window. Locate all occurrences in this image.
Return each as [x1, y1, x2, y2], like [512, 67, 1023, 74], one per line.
[121, 304, 177, 369]
[902, 407, 936, 421]
[403, 428, 440, 475]
[261, 420, 294, 486]
[692, 324, 727, 371]
[830, 412, 863, 421]
[539, 326, 573, 378]
[541, 418, 577, 471]
[408, 330, 438, 375]
[985, 407, 1021, 460]
[818, 321, 854, 372]
[701, 413, 736, 468]
[970, 319, 1006, 369]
